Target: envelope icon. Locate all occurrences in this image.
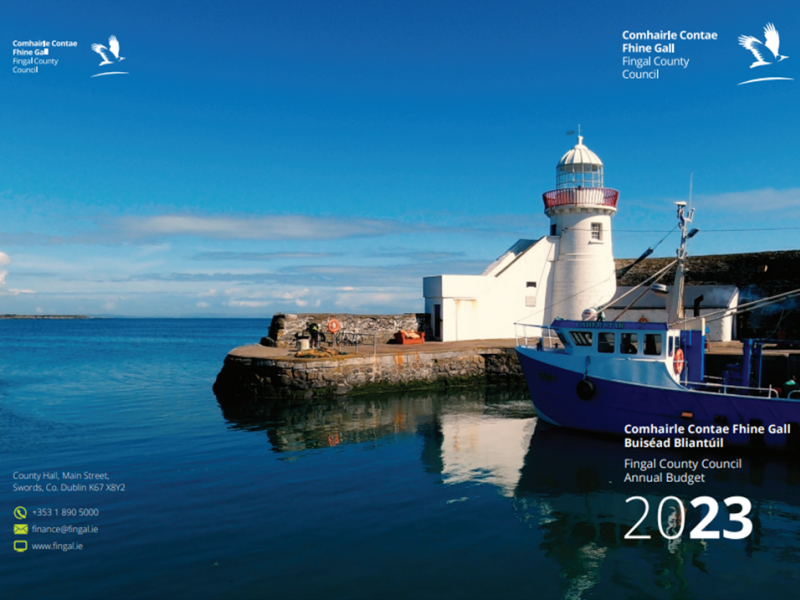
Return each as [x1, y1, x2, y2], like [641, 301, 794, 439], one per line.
[14, 524, 28, 535]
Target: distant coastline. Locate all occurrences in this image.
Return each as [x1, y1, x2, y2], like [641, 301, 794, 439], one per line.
[0, 315, 89, 319]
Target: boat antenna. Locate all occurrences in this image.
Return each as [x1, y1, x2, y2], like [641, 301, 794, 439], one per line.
[676, 174, 696, 263]
[666, 186, 695, 323]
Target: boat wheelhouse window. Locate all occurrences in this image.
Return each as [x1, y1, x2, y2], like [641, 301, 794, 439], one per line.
[556, 331, 570, 346]
[598, 332, 615, 353]
[569, 331, 593, 346]
[668, 336, 674, 357]
[621, 333, 638, 354]
[643, 333, 662, 355]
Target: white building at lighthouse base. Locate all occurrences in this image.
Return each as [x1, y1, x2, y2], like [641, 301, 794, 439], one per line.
[423, 236, 558, 342]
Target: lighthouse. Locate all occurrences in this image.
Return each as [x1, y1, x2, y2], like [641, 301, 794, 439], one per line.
[423, 134, 620, 341]
[543, 136, 618, 322]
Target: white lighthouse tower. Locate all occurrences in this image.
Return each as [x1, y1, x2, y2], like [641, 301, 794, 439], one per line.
[543, 136, 618, 322]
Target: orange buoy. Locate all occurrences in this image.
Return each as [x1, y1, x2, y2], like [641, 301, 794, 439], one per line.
[673, 348, 685, 375]
[327, 318, 341, 334]
[638, 317, 648, 323]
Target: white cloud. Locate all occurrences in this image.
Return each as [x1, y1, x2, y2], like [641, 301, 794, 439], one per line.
[223, 287, 313, 304]
[0, 251, 10, 285]
[279, 288, 310, 301]
[113, 214, 405, 242]
[197, 289, 218, 297]
[334, 290, 416, 309]
[196, 301, 210, 308]
[228, 300, 270, 308]
[687, 188, 800, 214]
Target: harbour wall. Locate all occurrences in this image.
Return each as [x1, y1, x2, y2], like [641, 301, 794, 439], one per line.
[213, 345, 524, 401]
[214, 340, 799, 403]
[267, 313, 432, 347]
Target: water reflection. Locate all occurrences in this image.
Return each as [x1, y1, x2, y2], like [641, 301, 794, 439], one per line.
[515, 424, 800, 598]
[217, 386, 535, 469]
[219, 392, 438, 452]
[217, 389, 800, 598]
[439, 411, 536, 497]
[218, 386, 538, 497]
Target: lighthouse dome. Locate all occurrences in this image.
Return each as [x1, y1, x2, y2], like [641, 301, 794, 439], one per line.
[556, 136, 604, 189]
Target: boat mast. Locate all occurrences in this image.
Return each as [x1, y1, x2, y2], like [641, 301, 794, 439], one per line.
[666, 190, 695, 325]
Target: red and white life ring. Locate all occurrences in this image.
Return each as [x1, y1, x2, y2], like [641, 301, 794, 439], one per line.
[673, 348, 685, 375]
[327, 318, 341, 334]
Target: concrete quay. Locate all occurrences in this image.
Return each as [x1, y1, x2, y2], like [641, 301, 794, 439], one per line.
[213, 339, 523, 401]
[213, 339, 800, 402]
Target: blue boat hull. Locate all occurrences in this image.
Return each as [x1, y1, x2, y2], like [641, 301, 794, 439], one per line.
[516, 347, 800, 450]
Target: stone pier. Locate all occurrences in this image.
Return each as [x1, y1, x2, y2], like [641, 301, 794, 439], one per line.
[213, 339, 524, 401]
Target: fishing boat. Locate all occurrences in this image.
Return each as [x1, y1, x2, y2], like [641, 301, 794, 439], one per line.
[515, 203, 800, 450]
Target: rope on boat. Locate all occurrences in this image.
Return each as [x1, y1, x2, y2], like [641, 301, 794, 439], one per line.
[598, 259, 678, 312]
[669, 287, 800, 327]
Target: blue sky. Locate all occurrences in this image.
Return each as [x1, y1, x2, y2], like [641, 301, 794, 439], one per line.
[2, 0, 798, 316]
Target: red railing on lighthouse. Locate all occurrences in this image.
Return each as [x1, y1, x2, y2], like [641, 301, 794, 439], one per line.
[542, 188, 619, 210]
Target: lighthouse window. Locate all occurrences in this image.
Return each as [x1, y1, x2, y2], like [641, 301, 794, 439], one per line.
[569, 331, 593, 346]
[591, 223, 603, 240]
[644, 334, 663, 356]
[598, 332, 615, 353]
[550, 224, 558, 236]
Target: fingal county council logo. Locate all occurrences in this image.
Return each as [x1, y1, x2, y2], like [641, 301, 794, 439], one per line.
[738, 23, 793, 85]
[91, 35, 128, 78]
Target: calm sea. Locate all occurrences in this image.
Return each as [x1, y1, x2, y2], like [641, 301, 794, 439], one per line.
[2, 319, 800, 599]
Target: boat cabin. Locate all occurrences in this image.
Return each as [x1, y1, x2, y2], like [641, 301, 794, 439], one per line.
[518, 318, 706, 384]
[549, 319, 678, 359]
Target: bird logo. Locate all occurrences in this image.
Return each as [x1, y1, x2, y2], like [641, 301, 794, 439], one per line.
[92, 35, 125, 66]
[90, 35, 129, 77]
[738, 23, 793, 85]
[739, 24, 788, 68]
